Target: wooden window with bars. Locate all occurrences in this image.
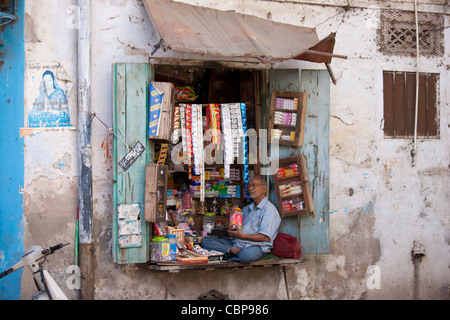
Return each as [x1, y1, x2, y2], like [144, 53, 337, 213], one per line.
[383, 71, 438, 138]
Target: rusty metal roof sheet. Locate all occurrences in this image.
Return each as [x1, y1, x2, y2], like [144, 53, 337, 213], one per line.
[143, 0, 333, 63]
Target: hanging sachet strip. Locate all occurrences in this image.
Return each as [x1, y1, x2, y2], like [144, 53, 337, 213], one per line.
[191, 104, 198, 174]
[220, 104, 232, 179]
[185, 104, 193, 179]
[179, 104, 188, 164]
[189, 104, 205, 202]
[207, 104, 221, 151]
[206, 105, 212, 147]
[240, 103, 251, 202]
[157, 143, 168, 165]
[191, 104, 202, 175]
[230, 103, 243, 160]
[171, 104, 181, 144]
[214, 104, 221, 151]
[229, 103, 246, 200]
[197, 105, 205, 202]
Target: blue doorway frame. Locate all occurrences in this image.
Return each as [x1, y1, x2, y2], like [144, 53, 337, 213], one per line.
[0, 0, 25, 300]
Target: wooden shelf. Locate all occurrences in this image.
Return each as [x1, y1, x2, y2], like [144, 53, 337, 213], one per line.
[268, 90, 307, 146]
[144, 164, 168, 222]
[274, 107, 298, 112]
[273, 123, 297, 129]
[280, 192, 304, 200]
[146, 257, 305, 272]
[279, 209, 309, 217]
[276, 174, 300, 181]
[272, 155, 315, 218]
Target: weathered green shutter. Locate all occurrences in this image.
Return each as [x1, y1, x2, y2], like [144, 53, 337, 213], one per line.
[299, 70, 330, 254]
[112, 63, 154, 264]
[269, 69, 330, 254]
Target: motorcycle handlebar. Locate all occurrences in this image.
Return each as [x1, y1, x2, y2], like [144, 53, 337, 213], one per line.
[42, 243, 70, 255]
[0, 268, 13, 279]
[0, 243, 69, 279]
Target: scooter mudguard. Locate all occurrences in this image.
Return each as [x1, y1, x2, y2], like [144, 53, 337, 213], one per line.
[42, 270, 69, 300]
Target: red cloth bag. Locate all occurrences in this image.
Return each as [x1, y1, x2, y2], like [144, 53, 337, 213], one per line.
[271, 233, 301, 259]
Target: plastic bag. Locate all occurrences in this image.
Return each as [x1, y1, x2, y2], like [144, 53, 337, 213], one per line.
[271, 233, 301, 259]
[175, 86, 197, 101]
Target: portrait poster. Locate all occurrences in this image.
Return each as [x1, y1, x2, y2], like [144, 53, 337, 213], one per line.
[26, 62, 72, 128]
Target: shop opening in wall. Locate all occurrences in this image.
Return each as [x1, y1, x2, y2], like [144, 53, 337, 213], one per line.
[149, 65, 284, 268]
[112, 62, 325, 269]
[152, 65, 262, 231]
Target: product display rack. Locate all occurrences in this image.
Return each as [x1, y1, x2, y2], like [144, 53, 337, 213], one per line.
[144, 163, 168, 222]
[268, 90, 307, 146]
[272, 155, 315, 218]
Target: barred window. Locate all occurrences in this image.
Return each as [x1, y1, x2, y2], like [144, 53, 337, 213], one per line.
[383, 71, 439, 138]
[377, 10, 444, 56]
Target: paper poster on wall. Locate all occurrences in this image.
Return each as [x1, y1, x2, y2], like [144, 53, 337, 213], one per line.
[26, 62, 72, 128]
[117, 203, 142, 248]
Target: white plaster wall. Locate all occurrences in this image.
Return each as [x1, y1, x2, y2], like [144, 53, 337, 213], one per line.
[22, 0, 79, 300]
[22, 0, 449, 300]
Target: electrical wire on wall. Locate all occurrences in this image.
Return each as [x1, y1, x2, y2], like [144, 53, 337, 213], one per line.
[411, 0, 420, 167]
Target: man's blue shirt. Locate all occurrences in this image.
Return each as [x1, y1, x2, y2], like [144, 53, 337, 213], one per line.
[233, 197, 281, 253]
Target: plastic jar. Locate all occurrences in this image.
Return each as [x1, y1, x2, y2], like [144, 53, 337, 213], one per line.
[229, 207, 243, 230]
[211, 198, 219, 215]
[166, 234, 177, 261]
[203, 212, 215, 234]
[220, 199, 231, 216]
[150, 237, 170, 262]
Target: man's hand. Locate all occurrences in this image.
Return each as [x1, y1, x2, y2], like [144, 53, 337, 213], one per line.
[228, 246, 242, 255]
[227, 228, 245, 239]
[227, 228, 270, 243]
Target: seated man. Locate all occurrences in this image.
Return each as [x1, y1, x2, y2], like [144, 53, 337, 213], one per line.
[202, 176, 281, 263]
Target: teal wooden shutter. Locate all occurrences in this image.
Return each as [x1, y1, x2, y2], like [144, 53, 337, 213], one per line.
[112, 63, 154, 264]
[269, 69, 330, 254]
[300, 70, 330, 254]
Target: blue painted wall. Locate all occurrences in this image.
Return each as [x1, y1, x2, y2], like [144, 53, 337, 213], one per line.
[0, 0, 25, 300]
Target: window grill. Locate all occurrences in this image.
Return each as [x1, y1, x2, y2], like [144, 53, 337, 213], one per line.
[377, 10, 444, 56]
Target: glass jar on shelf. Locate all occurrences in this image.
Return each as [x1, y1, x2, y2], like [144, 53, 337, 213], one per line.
[150, 237, 170, 262]
[210, 197, 219, 215]
[203, 212, 215, 234]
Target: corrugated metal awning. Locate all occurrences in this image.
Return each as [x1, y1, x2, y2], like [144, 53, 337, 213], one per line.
[142, 0, 343, 64]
